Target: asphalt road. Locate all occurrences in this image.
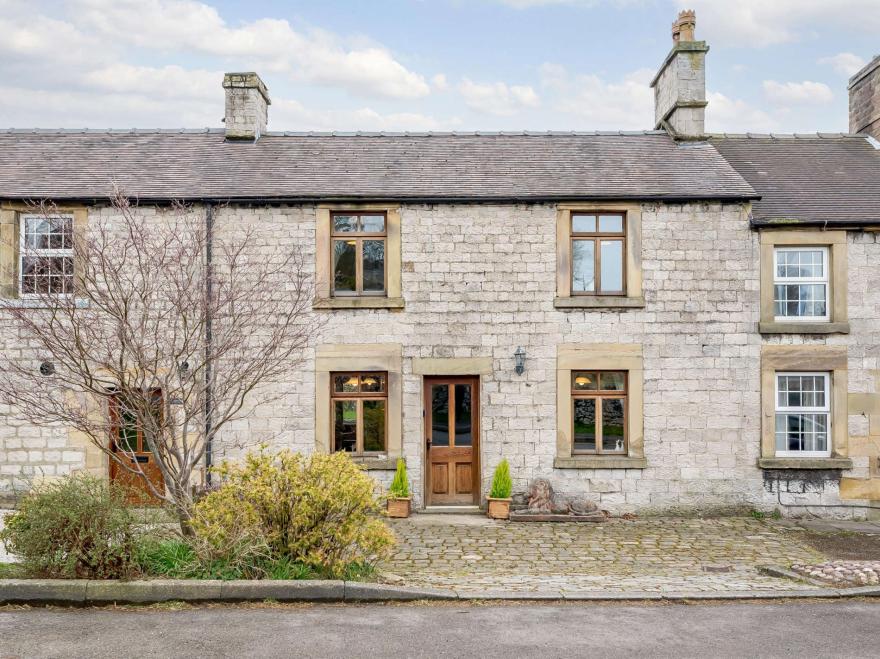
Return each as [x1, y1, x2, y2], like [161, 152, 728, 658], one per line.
[1, 600, 878, 658]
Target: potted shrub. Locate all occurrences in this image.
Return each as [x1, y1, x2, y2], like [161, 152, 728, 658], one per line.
[386, 458, 411, 518]
[486, 459, 513, 520]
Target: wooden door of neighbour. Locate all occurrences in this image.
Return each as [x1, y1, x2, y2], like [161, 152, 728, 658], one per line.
[108, 393, 165, 505]
[425, 377, 479, 505]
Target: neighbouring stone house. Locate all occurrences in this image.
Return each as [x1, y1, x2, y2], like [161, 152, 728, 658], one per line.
[1, 12, 880, 517]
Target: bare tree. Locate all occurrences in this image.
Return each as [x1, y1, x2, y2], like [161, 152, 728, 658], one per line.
[0, 190, 321, 533]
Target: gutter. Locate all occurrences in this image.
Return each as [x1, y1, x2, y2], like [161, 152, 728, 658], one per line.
[751, 218, 880, 230]
[0, 193, 761, 206]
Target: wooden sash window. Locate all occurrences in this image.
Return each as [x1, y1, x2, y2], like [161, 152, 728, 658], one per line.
[331, 372, 387, 453]
[330, 212, 386, 296]
[571, 371, 627, 454]
[19, 214, 74, 296]
[570, 212, 626, 295]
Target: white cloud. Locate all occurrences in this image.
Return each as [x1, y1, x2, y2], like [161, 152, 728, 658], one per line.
[0, 85, 218, 128]
[762, 80, 834, 106]
[679, 1, 880, 47]
[458, 78, 540, 116]
[271, 99, 461, 132]
[538, 63, 653, 129]
[705, 91, 778, 133]
[819, 52, 868, 77]
[68, 0, 430, 100]
[82, 64, 220, 101]
[431, 74, 449, 92]
[494, 0, 643, 8]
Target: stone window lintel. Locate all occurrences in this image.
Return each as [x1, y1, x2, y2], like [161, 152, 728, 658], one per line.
[314, 204, 402, 310]
[555, 203, 643, 309]
[760, 345, 849, 461]
[555, 343, 645, 469]
[1, 205, 88, 300]
[315, 343, 403, 459]
[759, 228, 848, 331]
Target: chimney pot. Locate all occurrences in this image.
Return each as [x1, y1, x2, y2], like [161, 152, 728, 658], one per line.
[672, 9, 697, 44]
[222, 72, 271, 141]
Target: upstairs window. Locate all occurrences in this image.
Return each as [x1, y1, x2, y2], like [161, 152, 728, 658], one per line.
[775, 372, 831, 457]
[571, 370, 627, 455]
[773, 247, 829, 322]
[570, 213, 626, 295]
[331, 372, 387, 454]
[331, 212, 386, 297]
[19, 214, 74, 296]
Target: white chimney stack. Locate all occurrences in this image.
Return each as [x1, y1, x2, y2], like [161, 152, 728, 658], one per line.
[650, 10, 708, 139]
[222, 72, 271, 141]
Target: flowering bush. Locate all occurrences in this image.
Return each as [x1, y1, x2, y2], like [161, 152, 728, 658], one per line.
[190, 450, 394, 578]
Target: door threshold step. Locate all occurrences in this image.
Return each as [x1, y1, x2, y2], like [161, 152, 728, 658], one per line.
[420, 506, 482, 514]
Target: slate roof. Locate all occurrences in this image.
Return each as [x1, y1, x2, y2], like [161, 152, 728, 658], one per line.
[710, 134, 880, 227]
[0, 129, 757, 203]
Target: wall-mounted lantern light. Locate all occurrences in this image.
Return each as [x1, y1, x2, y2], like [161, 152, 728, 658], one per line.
[514, 346, 526, 375]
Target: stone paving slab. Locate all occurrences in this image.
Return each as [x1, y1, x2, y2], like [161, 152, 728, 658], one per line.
[384, 516, 828, 593]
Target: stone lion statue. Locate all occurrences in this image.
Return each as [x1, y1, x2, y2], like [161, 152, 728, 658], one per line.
[524, 478, 598, 515]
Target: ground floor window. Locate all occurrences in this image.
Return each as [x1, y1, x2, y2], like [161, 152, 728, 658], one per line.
[331, 372, 387, 453]
[571, 371, 627, 454]
[775, 372, 831, 457]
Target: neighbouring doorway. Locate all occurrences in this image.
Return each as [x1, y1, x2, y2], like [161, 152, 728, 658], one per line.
[108, 392, 165, 505]
[424, 376, 480, 505]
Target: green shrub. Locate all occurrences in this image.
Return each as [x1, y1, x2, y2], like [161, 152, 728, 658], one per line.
[489, 459, 513, 499]
[190, 450, 394, 579]
[0, 475, 142, 579]
[389, 458, 410, 498]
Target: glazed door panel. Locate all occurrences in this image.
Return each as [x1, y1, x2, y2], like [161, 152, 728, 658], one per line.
[425, 378, 479, 505]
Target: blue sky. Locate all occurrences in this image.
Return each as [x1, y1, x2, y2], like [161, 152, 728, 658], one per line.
[1, 0, 878, 133]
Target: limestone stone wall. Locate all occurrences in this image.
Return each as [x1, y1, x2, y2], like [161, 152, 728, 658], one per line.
[1, 201, 878, 517]
[849, 55, 880, 141]
[652, 44, 707, 136]
[209, 202, 880, 517]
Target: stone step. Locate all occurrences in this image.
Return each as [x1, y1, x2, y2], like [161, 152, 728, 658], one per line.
[420, 506, 482, 515]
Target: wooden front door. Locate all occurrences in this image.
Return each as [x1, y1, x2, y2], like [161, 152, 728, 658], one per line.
[425, 377, 479, 505]
[108, 393, 165, 505]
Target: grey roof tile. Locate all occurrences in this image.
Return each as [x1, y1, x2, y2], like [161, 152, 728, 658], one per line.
[710, 134, 880, 226]
[0, 131, 756, 202]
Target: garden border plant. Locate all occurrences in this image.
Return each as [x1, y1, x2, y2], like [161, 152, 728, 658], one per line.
[0, 474, 144, 579]
[386, 458, 411, 518]
[487, 459, 513, 520]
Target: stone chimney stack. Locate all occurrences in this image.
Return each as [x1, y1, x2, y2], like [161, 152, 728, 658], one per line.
[222, 72, 271, 141]
[650, 10, 708, 139]
[849, 55, 880, 141]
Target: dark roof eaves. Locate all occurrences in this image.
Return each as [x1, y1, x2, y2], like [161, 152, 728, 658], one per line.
[750, 217, 880, 229]
[1, 192, 760, 206]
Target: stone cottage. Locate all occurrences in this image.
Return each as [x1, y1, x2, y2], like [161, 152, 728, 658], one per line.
[1, 12, 880, 517]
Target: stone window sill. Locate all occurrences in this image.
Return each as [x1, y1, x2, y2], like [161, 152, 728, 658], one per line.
[554, 296, 645, 310]
[0, 298, 90, 310]
[352, 456, 401, 470]
[759, 321, 849, 335]
[313, 297, 405, 311]
[554, 456, 647, 469]
[757, 457, 853, 470]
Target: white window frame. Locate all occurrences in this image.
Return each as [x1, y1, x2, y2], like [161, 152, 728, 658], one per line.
[773, 246, 830, 322]
[18, 213, 75, 298]
[774, 371, 831, 458]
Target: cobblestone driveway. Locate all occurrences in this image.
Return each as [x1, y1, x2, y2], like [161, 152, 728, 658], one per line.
[384, 515, 827, 593]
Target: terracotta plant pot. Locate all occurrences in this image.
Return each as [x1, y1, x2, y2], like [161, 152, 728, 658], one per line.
[486, 497, 512, 520]
[387, 497, 411, 518]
